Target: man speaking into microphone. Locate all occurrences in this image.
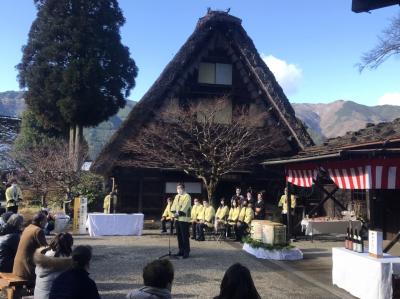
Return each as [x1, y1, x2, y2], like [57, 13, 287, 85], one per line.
[170, 183, 191, 259]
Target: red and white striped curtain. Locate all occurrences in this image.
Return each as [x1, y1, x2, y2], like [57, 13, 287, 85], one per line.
[285, 158, 400, 190]
[325, 159, 400, 190]
[286, 164, 317, 188]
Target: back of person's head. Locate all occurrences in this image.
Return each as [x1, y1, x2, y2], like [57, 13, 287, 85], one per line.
[32, 212, 47, 227]
[143, 259, 174, 290]
[72, 245, 92, 269]
[216, 263, 261, 299]
[7, 214, 23, 231]
[49, 233, 74, 257]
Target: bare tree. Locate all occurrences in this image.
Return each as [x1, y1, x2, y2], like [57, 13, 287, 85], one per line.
[359, 13, 400, 72]
[123, 97, 273, 201]
[16, 141, 86, 208]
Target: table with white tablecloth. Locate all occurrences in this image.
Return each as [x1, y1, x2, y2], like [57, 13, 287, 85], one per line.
[86, 213, 144, 237]
[301, 219, 362, 236]
[332, 247, 400, 299]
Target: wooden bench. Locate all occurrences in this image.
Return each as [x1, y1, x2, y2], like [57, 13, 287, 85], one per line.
[0, 273, 30, 299]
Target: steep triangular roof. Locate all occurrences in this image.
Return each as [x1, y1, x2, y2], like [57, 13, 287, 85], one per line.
[91, 11, 313, 175]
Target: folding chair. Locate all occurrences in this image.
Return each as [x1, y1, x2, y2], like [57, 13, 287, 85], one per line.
[216, 216, 228, 242]
[204, 217, 216, 241]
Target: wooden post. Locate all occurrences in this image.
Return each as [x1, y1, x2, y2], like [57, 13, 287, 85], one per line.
[286, 182, 292, 241]
[69, 125, 75, 158]
[366, 189, 374, 228]
[138, 178, 143, 213]
[111, 177, 115, 192]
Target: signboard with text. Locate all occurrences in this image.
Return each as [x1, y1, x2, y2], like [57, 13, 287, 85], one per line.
[73, 197, 88, 234]
[368, 230, 383, 258]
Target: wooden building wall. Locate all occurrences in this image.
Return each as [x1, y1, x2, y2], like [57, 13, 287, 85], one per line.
[112, 166, 286, 219]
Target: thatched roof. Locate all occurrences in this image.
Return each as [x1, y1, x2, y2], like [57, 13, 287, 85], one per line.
[91, 11, 313, 175]
[263, 118, 400, 165]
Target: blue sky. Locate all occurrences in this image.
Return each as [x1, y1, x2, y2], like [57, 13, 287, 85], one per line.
[0, 1, 399, 106]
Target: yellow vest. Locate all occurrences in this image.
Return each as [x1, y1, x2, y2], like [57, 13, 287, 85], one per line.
[228, 207, 241, 223]
[191, 204, 203, 221]
[103, 195, 111, 213]
[244, 207, 254, 224]
[216, 206, 229, 221]
[238, 207, 253, 224]
[5, 185, 22, 208]
[162, 202, 173, 220]
[171, 193, 192, 222]
[278, 194, 296, 214]
[198, 205, 215, 227]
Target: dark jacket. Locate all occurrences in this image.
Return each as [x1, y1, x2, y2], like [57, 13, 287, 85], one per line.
[0, 229, 20, 272]
[254, 200, 266, 220]
[49, 268, 100, 299]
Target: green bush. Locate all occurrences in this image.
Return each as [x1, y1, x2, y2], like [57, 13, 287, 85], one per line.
[72, 172, 105, 211]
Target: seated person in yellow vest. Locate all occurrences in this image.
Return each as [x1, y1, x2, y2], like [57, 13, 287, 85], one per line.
[195, 200, 215, 241]
[278, 187, 296, 225]
[5, 179, 23, 213]
[227, 198, 241, 238]
[234, 200, 254, 242]
[190, 198, 203, 240]
[170, 183, 192, 258]
[214, 198, 229, 232]
[161, 197, 174, 234]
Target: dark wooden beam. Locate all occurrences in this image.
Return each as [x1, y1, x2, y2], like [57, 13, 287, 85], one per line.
[352, 0, 400, 13]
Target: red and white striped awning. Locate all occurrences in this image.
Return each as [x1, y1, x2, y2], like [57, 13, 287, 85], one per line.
[286, 164, 318, 188]
[285, 158, 400, 190]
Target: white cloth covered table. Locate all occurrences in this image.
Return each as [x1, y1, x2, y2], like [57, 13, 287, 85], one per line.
[243, 243, 303, 260]
[86, 213, 144, 237]
[332, 247, 400, 299]
[301, 219, 361, 236]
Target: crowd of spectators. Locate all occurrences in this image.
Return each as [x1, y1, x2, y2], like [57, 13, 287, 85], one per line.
[0, 209, 261, 299]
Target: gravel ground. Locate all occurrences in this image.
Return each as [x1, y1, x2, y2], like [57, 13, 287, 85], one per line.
[69, 231, 356, 299]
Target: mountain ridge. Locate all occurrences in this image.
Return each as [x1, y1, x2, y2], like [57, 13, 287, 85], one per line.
[1, 91, 399, 155]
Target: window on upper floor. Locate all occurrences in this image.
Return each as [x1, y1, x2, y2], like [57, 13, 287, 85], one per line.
[198, 62, 232, 85]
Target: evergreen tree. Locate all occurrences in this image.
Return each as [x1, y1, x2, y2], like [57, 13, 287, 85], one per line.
[14, 109, 62, 153]
[17, 0, 138, 152]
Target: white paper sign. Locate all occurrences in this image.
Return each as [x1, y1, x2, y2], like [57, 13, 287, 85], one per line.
[79, 197, 88, 234]
[368, 230, 383, 257]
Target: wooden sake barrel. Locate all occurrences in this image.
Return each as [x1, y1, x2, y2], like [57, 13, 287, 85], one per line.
[251, 222, 263, 241]
[262, 223, 286, 245]
[250, 220, 272, 241]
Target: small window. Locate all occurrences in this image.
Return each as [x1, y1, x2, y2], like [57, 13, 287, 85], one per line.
[198, 62, 232, 85]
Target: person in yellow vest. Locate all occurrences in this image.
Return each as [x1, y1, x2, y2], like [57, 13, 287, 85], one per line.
[161, 197, 174, 234]
[196, 199, 215, 241]
[278, 187, 296, 225]
[103, 192, 112, 214]
[190, 198, 203, 240]
[5, 179, 23, 213]
[214, 198, 229, 233]
[235, 199, 254, 242]
[227, 198, 241, 238]
[170, 183, 192, 259]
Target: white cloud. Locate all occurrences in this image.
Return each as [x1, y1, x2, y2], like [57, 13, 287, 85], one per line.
[262, 54, 303, 96]
[377, 92, 400, 106]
